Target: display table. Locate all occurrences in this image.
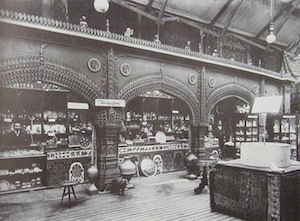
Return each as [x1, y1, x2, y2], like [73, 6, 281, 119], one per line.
[210, 160, 300, 221]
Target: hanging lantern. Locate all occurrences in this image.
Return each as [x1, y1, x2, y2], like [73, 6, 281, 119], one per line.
[266, 23, 276, 44]
[94, 0, 110, 13]
[266, 0, 276, 44]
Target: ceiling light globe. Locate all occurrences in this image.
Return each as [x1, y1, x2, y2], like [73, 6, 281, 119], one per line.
[94, 0, 109, 13]
[266, 33, 276, 44]
[280, 0, 291, 3]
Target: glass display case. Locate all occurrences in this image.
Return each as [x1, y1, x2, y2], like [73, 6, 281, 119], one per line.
[235, 114, 259, 143]
[267, 114, 298, 160]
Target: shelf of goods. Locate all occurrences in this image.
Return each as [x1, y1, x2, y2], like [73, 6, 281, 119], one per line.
[235, 114, 259, 143]
[0, 148, 46, 193]
[270, 115, 298, 160]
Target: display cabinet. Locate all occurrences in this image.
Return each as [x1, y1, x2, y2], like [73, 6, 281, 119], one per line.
[0, 146, 46, 193]
[234, 114, 259, 143]
[267, 114, 298, 160]
[271, 115, 297, 145]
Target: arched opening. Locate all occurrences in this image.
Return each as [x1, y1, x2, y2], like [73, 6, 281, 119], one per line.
[0, 81, 95, 188]
[209, 97, 252, 159]
[120, 90, 192, 173]
[0, 58, 101, 191]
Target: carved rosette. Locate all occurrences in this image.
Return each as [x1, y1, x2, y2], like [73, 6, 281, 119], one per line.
[119, 72, 200, 125]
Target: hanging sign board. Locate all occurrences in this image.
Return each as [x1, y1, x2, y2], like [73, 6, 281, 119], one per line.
[251, 96, 282, 113]
[95, 99, 126, 107]
[67, 102, 89, 110]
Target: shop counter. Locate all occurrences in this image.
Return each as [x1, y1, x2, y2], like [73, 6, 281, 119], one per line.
[119, 141, 189, 173]
[210, 160, 300, 221]
[46, 149, 92, 186]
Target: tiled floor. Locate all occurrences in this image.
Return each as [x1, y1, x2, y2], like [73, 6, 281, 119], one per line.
[0, 171, 244, 221]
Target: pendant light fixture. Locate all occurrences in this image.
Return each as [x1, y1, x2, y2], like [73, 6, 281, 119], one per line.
[266, 0, 276, 44]
[94, 0, 110, 13]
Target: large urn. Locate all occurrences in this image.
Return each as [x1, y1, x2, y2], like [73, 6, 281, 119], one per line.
[87, 165, 99, 194]
[184, 152, 199, 178]
[119, 156, 136, 188]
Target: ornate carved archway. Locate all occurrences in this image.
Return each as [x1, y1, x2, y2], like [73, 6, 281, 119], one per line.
[0, 56, 101, 104]
[119, 72, 200, 125]
[206, 83, 255, 122]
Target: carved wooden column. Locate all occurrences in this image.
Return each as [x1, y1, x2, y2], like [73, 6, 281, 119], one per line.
[95, 108, 121, 191]
[94, 49, 123, 191]
[191, 67, 207, 159]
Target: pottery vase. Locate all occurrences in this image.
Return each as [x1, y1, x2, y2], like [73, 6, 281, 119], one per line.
[119, 156, 136, 182]
[87, 165, 99, 194]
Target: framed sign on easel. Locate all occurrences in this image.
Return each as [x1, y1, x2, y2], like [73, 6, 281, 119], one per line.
[251, 96, 283, 144]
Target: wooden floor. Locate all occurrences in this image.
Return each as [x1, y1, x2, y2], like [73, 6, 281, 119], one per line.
[0, 171, 244, 221]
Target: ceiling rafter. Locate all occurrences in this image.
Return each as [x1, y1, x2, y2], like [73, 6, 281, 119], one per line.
[161, 16, 180, 22]
[221, 0, 243, 37]
[275, 0, 300, 35]
[115, 0, 289, 50]
[157, 0, 169, 24]
[111, 0, 157, 22]
[209, 0, 233, 28]
[179, 18, 220, 38]
[144, 0, 155, 11]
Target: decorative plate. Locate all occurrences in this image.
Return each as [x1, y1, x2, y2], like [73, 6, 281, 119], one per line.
[153, 154, 163, 174]
[141, 158, 157, 177]
[0, 180, 10, 192]
[79, 136, 91, 149]
[155, 131, 167, 143]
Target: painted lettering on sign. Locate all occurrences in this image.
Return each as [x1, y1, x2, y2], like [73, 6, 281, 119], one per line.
[95, 99, 126, 107]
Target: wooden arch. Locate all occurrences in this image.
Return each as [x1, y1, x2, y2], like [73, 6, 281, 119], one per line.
[0, 56, 100, 104]
[118, 72, 200, 125]
[206, 83, 255, 122]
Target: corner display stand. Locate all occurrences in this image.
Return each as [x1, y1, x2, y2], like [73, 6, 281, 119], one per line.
[251, 96, 283, 144]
